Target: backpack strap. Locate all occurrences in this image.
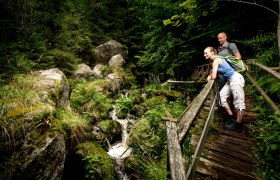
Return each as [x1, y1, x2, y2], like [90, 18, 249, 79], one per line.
[226, 43, 234, 56]
[217, 43, 234, 56]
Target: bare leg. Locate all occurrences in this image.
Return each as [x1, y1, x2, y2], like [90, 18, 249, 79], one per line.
[224, 105, 233, 116]
[236, 109, 244, 123]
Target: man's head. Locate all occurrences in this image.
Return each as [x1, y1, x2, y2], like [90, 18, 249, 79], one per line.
[217, 32, 228, 46]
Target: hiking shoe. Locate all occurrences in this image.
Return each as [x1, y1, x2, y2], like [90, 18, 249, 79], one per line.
[225, 121, 243, 132]
[225, 117, 235, 126]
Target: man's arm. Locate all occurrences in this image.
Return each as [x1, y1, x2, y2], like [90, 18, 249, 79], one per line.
[229, 43, 242, 59]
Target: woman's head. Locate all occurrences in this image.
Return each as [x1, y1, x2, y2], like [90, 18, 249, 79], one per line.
[204, 46, 217, 60]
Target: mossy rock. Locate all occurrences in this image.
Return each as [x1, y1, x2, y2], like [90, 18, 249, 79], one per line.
[98, 120, 122, 142]
[75, 142, 115, 179]
[142, 95, 167, 107]
[153, 89, 182, 99]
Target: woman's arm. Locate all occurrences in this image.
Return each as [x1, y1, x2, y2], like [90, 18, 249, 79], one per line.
[210, 59, 219, 80]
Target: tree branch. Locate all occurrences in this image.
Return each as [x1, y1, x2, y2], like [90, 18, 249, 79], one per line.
[219, 0, 279, 16]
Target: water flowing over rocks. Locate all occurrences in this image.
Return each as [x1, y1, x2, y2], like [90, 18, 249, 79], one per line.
[107, 110, 135, 180]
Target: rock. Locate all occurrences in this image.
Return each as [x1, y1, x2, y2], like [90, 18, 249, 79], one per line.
[13, 132, 66, 180]
[93, 40, 128, 65]
[109, 54, 125, 67]
[92, 64, 105, 78]
[33, 68, 70, 109]
[105, 73, 124, 92]
[73, 63, 94, 77]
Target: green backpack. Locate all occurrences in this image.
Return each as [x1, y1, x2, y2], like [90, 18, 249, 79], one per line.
[219, 55, 248, 73]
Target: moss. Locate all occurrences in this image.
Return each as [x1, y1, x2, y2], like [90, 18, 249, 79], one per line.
[153, 89, 182, 99]
[6, 105, 32, 118]
[71, 81, 113, 120]
[142, 95, 167, 107]
[75, 142, 115, 179]
[98, 120, 122, 142]
[56, 108, 89, 129]
[86, 79, 109, 92]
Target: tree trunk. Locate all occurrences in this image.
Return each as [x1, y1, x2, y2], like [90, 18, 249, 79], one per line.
[278, 0, 280, 69]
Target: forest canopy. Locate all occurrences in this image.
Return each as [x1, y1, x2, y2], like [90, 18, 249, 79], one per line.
[0, 0, 278, 82]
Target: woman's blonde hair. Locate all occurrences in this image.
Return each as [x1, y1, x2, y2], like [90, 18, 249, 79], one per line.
[205, 46, 217, 55]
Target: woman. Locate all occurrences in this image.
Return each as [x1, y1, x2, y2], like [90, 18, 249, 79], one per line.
[204, 46, 245, 132]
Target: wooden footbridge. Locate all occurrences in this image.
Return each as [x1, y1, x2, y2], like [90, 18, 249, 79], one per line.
[165, 61, 280, 180]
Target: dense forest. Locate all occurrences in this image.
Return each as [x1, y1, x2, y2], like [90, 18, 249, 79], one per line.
[0, 0, 279, 179]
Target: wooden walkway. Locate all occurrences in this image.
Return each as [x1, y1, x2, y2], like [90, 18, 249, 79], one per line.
[191, 94, 259, 179]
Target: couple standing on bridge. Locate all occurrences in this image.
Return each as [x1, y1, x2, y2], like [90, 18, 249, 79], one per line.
[204, 32, 245, 132]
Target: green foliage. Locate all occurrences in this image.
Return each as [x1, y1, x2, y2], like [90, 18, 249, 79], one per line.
[242, 33, 278, 66]
[75, 142, 115, 179]
[126, 96, 185, 179]
[125, 154, 168, 180]
[115, 95, 134, 118]
[251, 67, 280, 104]
[252, 113, 280, 179]
[136, 0, 220, 81]
[246, 68, 280, 179]
[70, 79, 113, 120]
[49, 49, 81, 76]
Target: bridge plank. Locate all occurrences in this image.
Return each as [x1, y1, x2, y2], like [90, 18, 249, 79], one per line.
[197, 157, 257, 180]
[200, 150, 256, 175]
[191, 135, 256, 163]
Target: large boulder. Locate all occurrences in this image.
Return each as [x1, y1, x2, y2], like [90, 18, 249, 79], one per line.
[93, 40, 128, 65]
[13, 132, 66, 180]
[33, 68, 70, 109]
[0, 69, 69, 179]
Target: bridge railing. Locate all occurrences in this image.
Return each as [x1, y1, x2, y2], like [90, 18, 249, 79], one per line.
[166, 60, 280, 179]
[246, 60, 280, 115]
[166, 63, 216, 180]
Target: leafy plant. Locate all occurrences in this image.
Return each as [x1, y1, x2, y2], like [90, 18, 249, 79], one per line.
[115, 95, 134, 118]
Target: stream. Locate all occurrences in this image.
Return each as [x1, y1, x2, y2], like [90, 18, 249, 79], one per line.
[107, 110, 134, 180]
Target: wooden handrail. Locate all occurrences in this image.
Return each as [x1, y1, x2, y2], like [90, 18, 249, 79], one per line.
[177, 79, 215, 143]
[245, 72, 280, 115]
[247, 60, 280, 80]
[166, 79, 216, 180]
[186, 87, 216, 179]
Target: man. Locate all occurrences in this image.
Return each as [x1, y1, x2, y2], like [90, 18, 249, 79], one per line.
[216, 32, 242, 91]
[216, 32, 244, 130]
[217, 32, 242, 59]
